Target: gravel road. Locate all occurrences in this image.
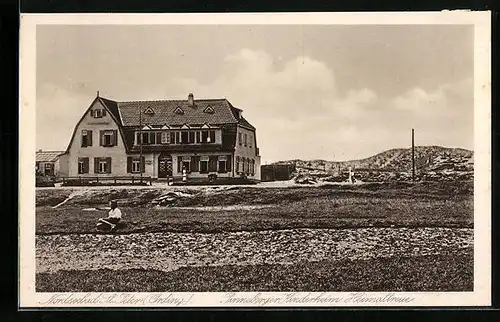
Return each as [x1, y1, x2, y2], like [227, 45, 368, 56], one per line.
[36, 227, 473, 273]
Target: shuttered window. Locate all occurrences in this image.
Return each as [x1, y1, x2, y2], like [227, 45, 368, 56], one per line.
[94, 157, 112, 174]
[100, 130, 118, 147]
[127, 156, 145, 173]
[78, 157, 89, 174]
[81, 130, 92, 147]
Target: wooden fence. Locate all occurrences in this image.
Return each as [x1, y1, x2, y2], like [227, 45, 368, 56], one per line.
[61, 176, 152, 186]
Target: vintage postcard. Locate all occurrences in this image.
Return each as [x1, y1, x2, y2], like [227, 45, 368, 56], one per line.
[19, 12, 491, 307]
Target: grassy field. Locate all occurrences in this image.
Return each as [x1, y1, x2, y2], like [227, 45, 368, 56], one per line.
[36, 181, 473, 234]
[37, 251, 472, 292]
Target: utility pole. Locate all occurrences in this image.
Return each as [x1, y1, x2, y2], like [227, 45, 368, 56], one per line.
[139, 107, 143, 184]
[412, 128, 415, 182]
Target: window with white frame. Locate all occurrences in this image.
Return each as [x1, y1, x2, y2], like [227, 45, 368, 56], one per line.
[99, 159, 108, 173]
[132, 159, 141, 173]
[78, 160, 85, 174]
[161, 131, 170, 144]
[78, 157, 89, 174]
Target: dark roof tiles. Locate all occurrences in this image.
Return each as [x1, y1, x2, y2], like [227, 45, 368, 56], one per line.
[116, 98, 241, 127]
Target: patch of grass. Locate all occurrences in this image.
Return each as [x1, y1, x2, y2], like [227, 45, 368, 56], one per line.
[36, 189, 73, 207]
[36, 251, 473, 292]
[36, 192, 473, 235]
[35, 181, 473, 208]
[36, 181, 473, 234]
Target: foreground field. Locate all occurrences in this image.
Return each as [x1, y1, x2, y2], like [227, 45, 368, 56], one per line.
[38, 251, 473, 292]
[35, 181, 474, 292]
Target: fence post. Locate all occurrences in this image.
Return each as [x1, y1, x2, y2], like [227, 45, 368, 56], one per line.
[150, 177, 152, 185]
[132, 177, 134, 184]
[114, 177, 117, 184]
[79, 176, 82, 185]
[96, 176, 99, 184]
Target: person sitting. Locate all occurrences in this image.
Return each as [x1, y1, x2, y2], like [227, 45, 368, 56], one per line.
[98, 200, 122, 231]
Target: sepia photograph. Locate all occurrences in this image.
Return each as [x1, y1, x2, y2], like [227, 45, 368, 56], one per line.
[19, 12, 491, 307]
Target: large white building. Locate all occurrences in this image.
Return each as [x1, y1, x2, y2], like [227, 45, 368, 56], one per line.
[61, 92, 261, 183]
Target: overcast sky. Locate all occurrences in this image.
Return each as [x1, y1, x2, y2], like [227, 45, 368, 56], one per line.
[36, 24, 473, 163]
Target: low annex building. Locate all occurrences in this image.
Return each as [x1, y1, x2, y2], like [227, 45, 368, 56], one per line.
[61, 92, 261, 183]
[35, 150, 68, 177]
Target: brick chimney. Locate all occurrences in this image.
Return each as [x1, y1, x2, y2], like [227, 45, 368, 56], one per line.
[188, 93, 194, 107]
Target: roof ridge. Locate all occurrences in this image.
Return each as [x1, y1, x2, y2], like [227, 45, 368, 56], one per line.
[117, 98, 227, 104]
[98, 96, 118, 103]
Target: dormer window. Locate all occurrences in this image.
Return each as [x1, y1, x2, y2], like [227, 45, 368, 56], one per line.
[203, 105, 215, 114]
[174, 106, 184, 115]
[144, 107, 155, 115]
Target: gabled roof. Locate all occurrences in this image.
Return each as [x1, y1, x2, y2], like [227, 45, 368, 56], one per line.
[65, 96, 127, 153]
[36, 150, 64, 162]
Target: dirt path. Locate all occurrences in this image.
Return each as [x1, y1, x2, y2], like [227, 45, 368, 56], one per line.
[36, 227, 473, 274]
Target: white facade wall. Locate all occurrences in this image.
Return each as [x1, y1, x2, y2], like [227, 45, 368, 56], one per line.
[58, 154, 69, 177]
[66, 100, 128, 177]
[234, 125, 261, 181]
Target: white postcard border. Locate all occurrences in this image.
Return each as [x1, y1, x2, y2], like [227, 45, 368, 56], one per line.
[19, 11, 491, 308]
